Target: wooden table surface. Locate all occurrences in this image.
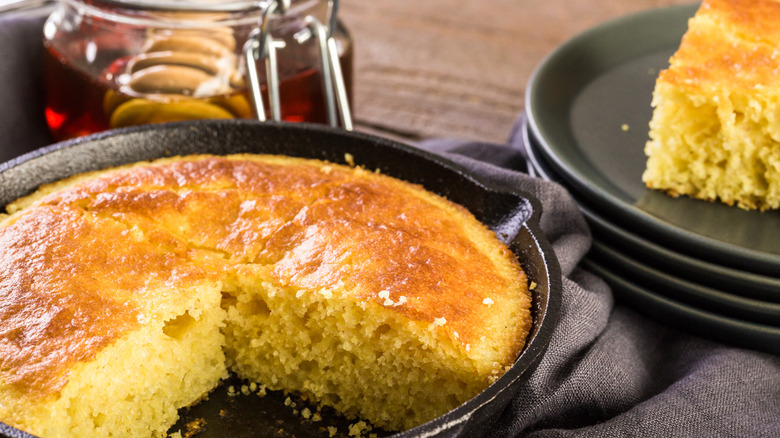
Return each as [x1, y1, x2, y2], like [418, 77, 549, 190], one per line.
[340, 0, 693, 145]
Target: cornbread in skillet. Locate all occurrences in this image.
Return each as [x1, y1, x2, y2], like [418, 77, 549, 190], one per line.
[0, 154, 533, 437]
[644, 0, 780, 210]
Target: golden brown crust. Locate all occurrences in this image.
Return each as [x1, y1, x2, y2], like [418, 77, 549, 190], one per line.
[659, 0, 780, 92]
[703, 0, 780, 40]
[0, 154, 530, 398]
[0, 204, 216, 397]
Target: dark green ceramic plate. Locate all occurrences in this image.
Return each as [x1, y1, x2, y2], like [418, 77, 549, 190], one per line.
[581, 258, 780, 355]
[522, 117, 780, 304]
[590, 240, 780, 327]
[525, 3, 780, 277]
[522, 119, 780, 347]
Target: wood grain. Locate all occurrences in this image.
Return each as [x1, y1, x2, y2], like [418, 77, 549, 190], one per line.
[340, 0, 694, 144]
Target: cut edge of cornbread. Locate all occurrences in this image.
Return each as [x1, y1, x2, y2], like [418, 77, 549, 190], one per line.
[3, 269, 525, 436]
[643, 0, 780, 211]
[644, 80, 780, 211]
[222, 271, 517, 432]
[0, 281, 227, 438]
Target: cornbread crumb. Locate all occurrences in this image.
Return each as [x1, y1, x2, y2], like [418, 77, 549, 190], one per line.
[348, 421, 371, 436]
[530, 281, 537, 290]
[378, 290, 408, 307]
[183, 419, 206, 438]
[302, 407, 312, 419]
[344, 153, 355, 166]
[379, 290, 394, 306]
[240, 385, 251, 396]
[621, 124, 629, 132]
[328, 426, 339, 437]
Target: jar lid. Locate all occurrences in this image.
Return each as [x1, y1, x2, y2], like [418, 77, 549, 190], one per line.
[68, 0, 324, 27]
[93, 0, 317, 13]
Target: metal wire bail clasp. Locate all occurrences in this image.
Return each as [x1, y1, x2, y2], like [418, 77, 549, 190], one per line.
[243, 0, 353, 130]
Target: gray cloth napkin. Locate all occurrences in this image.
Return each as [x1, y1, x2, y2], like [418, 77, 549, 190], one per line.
[1, 9, 779, 438]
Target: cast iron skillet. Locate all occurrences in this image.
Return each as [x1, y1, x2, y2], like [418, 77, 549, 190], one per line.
[0, 120, 561, 438]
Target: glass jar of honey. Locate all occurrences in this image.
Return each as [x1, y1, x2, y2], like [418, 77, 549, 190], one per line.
[42, 0, 353, 141]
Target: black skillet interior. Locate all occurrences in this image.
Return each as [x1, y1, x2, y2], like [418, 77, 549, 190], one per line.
[0, 120, 561, 438]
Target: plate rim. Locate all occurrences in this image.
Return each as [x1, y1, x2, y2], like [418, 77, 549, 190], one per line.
[590, 239, 780, 326]
[581, 257, 780, 355]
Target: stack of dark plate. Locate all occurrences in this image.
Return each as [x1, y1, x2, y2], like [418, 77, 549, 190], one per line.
[522, 3, 780, 355]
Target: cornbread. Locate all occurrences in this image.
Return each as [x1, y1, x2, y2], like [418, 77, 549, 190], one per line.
[644, 0, 780, 210]
[0, 154, 533, 437]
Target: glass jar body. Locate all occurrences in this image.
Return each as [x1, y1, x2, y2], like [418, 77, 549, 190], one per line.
[42, 0, 353, 141]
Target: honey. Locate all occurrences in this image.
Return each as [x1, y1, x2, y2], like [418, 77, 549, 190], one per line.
[42, 0, 354, 142]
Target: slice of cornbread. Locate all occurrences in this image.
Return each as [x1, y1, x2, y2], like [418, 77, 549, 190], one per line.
[644, 0, 780, 210]
[0, 154, 533, 437]
[0, 204, 228, 438]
